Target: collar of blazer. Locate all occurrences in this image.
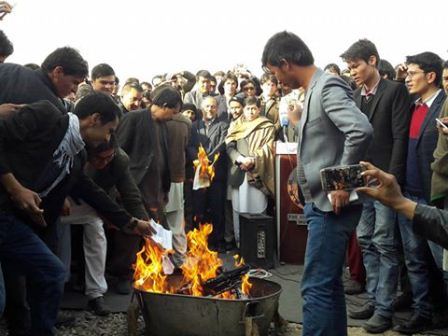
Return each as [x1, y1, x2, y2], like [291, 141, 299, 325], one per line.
[416, 90, 446, 146]
[355, 78, 387, 122]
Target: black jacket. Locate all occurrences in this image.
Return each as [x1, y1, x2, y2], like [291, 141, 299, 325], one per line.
[86, 148, 148, 220]
[413, 204, 448, 250]
[116, 108, 171, 193]
[188, 118, 229, 182]
[0, 63, 66, 113]
[409, 90, 446, 202]
[354, 78, 411, 184]
[0, 100, 132, 228]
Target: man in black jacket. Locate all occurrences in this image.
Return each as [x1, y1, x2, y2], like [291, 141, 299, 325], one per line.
[0, 93, 153, 336]
[0, 46, 88, 115]
[188, 96, 229, 252]
[341, 39, 411, 333]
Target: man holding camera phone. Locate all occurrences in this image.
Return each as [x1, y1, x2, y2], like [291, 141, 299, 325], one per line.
[262, 32, 373, 336]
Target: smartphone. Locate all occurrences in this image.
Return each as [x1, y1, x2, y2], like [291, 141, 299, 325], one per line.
[320, 164, 367, 192]
[436, 118, 448, 129]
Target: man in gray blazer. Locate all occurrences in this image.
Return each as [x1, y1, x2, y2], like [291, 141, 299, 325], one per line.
[262, 31, 373, 336]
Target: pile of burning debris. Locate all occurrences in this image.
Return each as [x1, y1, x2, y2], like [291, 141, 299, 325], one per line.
[132, 223, 283, 336]
[134, 223, 252, 299]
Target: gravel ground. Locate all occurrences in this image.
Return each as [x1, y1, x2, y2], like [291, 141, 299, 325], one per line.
[0, 311, 428, 336]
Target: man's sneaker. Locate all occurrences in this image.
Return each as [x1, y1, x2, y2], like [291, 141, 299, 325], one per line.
[393, 312, 432, 334]
[363, 313, 392, 334]
[116, 279, 132, 295]
[87, 296, 111, 316]
[348, 304, 374, 320]
[344, 279, 365, 295]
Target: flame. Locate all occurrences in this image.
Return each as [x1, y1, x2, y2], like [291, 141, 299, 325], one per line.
[133, 238, 174, 293]
[193, 144, 220, 182]
[133, 224, 252, 299]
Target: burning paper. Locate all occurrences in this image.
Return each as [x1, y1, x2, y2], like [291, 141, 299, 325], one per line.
[192, 144, 220, 190]
[133, 223, 252, 299]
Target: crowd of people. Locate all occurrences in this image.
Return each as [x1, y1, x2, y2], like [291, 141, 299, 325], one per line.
[2, 2, 448, 336]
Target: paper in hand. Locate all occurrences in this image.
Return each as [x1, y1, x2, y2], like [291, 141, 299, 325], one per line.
[193, 165, 211, 190]
[149, 219, 173, 250]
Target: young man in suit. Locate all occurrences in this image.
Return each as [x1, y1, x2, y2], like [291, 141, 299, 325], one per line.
[115, 84, 182, 289]
[0, 93, 154, 335]
[395, 52, 447, 334]
[262, 31, 373, 336]
[341, 39, 412, 333]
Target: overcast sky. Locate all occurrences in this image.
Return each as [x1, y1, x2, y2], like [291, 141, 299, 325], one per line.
[1, 0, 447, 82]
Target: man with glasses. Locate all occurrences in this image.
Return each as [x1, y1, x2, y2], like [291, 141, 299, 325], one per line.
[59, 138, 149, 315]
[394, 52, 447, 334]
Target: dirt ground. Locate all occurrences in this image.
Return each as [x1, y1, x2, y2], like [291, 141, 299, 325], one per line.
[281, 324, 425, 336]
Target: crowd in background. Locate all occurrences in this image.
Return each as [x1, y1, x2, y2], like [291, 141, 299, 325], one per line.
[1, 2, 448, 335]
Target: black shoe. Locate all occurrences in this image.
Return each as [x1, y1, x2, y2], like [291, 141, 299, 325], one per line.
[393, 313, 432, 334]
[87, 296, 111, 316]
[348, 304, 374, 320]
[116, 279, 132, 295]
[344, 279, 365, 295]
[393, 293, 413, 312]
[363, 313, 392, 334]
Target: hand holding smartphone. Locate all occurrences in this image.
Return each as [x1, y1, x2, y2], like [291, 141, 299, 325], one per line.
[320, 164, 367, 192]
[436, 118, 448, 129]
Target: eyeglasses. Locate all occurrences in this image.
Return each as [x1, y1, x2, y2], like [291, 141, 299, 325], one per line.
[243, 86, 255, 91]
[406, 70, 425, 78]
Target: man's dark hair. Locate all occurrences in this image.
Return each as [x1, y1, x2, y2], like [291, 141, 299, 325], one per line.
[260, 73, 278, 85]
[261, 31, 314, 67]
[122, 82, 143, 95]
[340, 39, 380, 67]
[217, 71, 238, 95]
[91, 63, 115, 81]
[324, 63, 341, 75]
[214, 71, 225, 77]
[0, 30, 13, 58]
[196, 70, 212, 79]
[141, 81, 152, 89]
[88, 134, 117, 156]
[151, 84, 183, 109]
[443, 60, 448, 70]
[41, 47, 88, 77]
[406, 52, 443, 86]
[74, 92, 120, 124]
[244, 96, 261, 108]
[23, 63, 40, 70]
[378, 59, 395, 80]
[115, 76, 120, 85]
[210, 76, 217, 84]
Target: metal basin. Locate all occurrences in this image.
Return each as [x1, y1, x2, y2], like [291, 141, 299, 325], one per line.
[136, 276, 282, 336]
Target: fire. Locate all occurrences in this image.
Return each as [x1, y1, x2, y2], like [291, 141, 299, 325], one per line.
[133, 224, 252, 299]
[193, 144, 220, 181]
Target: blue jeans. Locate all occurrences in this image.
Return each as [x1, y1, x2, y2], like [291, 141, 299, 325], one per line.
[357, 199, 399, 318]
[397, 193, 432, 318]
[0, 214, 66, 336]
[301, 203, 361, 336]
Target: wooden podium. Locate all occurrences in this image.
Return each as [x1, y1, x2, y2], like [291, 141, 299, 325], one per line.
[275, 142, 308, 265]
